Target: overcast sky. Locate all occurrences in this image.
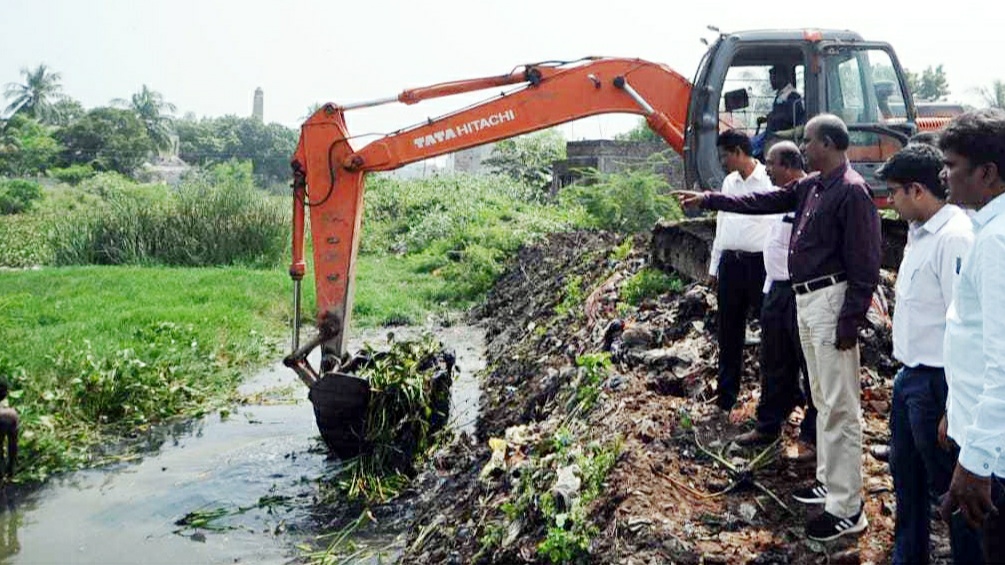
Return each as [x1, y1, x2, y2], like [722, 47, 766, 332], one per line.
[3, 0, 1003, 144]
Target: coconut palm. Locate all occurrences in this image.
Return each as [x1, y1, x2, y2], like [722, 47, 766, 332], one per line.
[113, 85, 177, 152]
[3, 64, 65, 123]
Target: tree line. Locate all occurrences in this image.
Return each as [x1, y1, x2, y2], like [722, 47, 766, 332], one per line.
[1, 64, 297, 184]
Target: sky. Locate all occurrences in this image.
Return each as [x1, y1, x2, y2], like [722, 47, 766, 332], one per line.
[2, 0, 1004, 147]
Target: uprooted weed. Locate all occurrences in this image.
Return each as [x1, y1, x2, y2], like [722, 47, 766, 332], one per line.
[324, 333, 453, 504]
[306, 334, 459, 563]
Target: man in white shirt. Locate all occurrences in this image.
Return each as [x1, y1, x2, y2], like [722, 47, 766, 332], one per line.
[708, 130, 777, 414]
[734, 141, 817, 455]
[938, 109, 1005, 563]
[876, 143, 980, 564]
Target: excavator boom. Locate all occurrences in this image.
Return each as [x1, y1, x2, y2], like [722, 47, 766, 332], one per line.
[284, 57, 692, 382]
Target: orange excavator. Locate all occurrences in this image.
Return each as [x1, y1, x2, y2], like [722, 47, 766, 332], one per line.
[283, 28, 946, 391]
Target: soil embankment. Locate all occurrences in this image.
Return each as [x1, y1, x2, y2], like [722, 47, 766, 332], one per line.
[393, 228, 943, 565]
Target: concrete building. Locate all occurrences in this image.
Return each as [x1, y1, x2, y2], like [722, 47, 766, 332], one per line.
[447, 144, 495, 174]
[551, 140, 683, 193]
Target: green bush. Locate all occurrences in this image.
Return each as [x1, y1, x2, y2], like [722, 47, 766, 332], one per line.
[558, 168, 682, 233]
[0, 214, 52, 267]
[621, 267, 683, 305]
[0, 179, 44, 215]
[48, 162, 288, 267]
[49, 164, 97, 186]
[360, 172, 588, 304]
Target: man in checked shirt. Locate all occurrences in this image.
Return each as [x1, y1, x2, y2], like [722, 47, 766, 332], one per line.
[674, 114, 882, 541]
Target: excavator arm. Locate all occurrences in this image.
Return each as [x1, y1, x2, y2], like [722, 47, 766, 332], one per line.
[284, 57, 692, 385]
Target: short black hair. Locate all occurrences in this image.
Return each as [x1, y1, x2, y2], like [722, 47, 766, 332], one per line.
[770, 65, 795, 84]
[938, 108, 1005, 182]
[771, 142, 804, 171]
[0, 379, 7, 401]
[717, 129, 752, 156]
[812, 114, 850, 150]
[876, 143, 946, 198]
[909, 131, 940, 147]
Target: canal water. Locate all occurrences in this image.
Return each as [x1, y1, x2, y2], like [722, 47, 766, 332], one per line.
[0, 325, 485, 565]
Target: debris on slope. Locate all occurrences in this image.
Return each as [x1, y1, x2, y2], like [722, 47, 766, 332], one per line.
[398, 227, 941, 565]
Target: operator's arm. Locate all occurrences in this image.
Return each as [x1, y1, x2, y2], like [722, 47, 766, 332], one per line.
[837, 185, 882, 342]
[958, 231, 1005, 477]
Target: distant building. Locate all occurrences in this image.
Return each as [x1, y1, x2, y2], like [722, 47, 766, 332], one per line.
[551, 140, 683, 193]
[253, 87, 264, 122]
[447, 144, 495, 174]
[382, 158, 448, 180]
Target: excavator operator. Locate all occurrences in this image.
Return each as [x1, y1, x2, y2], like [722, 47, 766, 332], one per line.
[753, 65, 806, 158]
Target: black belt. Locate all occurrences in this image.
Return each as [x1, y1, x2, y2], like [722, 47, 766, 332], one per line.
[792, 272, 846, 295]
[722, 250, 762, 258]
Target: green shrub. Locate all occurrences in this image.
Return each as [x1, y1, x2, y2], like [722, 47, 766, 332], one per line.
[556, 275, 585, 316]
[621, 267, 683, 305]
[0, 214, 52, 266]
[48, 162, 288, 267]
[558, 168, 682, 233]
[360, 172, 587, 304]
[0, 179, 44, 215]
[50, 164, 97, 186]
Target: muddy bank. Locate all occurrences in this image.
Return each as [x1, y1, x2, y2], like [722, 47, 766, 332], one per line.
[394, 228, 930, 564]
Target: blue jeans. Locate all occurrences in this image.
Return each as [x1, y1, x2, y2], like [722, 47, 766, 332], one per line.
[890, 366, 984, 564]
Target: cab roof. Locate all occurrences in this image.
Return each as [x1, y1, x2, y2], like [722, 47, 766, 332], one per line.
[723, 29, 866, 43]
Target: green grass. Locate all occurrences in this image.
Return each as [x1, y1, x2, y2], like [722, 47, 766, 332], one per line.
[0, 265, 291, 481]
[0, 259, 464, 482]
[0, 266, 290, 374]
[352, 254, 461, 327]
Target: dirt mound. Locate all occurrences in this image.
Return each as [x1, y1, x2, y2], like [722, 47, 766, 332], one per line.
[398, 228, 931, 565]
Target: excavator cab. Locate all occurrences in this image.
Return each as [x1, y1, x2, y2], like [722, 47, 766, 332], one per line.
[685, 29, 917, 198]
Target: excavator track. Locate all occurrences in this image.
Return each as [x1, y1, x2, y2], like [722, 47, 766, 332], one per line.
[651, 216, 908, 281]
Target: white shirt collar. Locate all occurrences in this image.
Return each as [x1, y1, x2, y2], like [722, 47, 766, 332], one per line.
[915, 203, 959, 236]
[972, 191, 1005, 228]
[775, 84, 795, 103]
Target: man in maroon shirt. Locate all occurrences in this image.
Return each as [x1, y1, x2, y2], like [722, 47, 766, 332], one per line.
[675, 114, 882, 541]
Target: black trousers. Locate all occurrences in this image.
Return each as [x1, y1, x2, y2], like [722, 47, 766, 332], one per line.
[715, 250, 765, 410]
[755, 280, 817, 442]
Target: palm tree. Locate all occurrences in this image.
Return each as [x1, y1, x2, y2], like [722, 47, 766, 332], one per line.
[980, 80, 1005, 110]
[113, 85, 177, 153]
[3, 64, 65, 123]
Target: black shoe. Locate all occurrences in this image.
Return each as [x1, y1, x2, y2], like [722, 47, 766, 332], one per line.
[805, 507, 868, 541]
[869, 444, 890, 462]
[792, 481, 828, 504]
[733, 429, 779, 447]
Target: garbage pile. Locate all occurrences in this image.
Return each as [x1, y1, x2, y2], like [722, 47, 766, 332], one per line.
[398, 229, 939, 565]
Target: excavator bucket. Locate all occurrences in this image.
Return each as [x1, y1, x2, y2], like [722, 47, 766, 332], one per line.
[308, 372, 370, 458]
[305, 345, 455, 460]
